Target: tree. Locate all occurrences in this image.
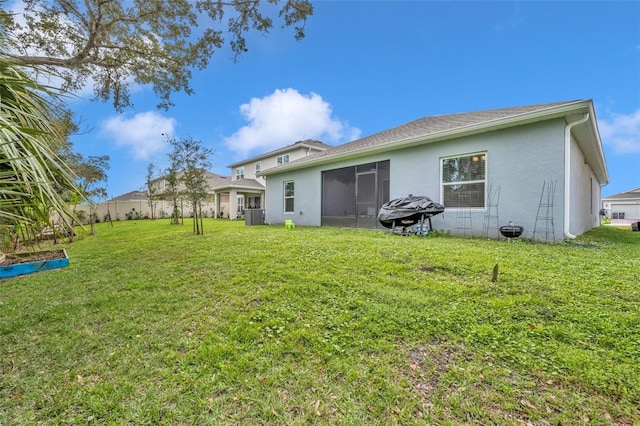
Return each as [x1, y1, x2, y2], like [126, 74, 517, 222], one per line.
[4, 0, 313, 111]
[145, 163, 159, 220]
[65, 152, 110, 234]
[1, 26, 80, 249]
[166, 136, 213, 235]
[164, 150, 182, 226]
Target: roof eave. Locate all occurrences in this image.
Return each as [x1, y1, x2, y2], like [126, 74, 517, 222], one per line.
[213, 184, 265, 191]
[261, 101, 595, 176]
[585, 102, 610, 185]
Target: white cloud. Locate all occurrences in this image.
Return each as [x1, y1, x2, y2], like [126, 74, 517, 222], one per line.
[224, 88, 361, 157]
[599, 110, 640, 154]
[101, 111, 176, 160]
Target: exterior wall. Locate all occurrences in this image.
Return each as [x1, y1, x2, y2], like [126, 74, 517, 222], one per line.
[390, 120, 566, 240]
[568, 136, 602, 236]
[218, 193, 230, 218]
[265, 167, 323, 226]
[266, 119, 574, 241]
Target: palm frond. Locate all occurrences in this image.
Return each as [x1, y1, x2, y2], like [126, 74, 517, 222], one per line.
[0, 46, 81, 239]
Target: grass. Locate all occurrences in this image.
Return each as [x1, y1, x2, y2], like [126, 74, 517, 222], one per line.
[1, 220, 639, 425]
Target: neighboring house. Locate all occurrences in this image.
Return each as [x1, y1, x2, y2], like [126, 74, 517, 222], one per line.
[74, 190, 150, 223]
[87, 140, 332, 221]
[110, 190, 148, 201]
[86, 172, 230, 221]
[151, 171, 230, 218]
[224, 139, 332, 218]
[602, 187, 640, 224]
[259, 100, 609, 242]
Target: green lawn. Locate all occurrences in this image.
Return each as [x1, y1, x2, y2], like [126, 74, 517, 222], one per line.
[1, 220, 639, 424]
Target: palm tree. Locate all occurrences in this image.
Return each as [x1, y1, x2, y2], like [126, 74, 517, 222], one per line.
[1, 23, 81, 250]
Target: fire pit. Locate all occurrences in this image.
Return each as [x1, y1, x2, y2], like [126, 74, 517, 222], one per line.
[499, 222, 524, 240]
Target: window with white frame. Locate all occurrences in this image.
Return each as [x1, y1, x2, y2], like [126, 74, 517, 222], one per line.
[255, 162, 261, 173]
[237, 195, 245, 212]
[284, 181, 295, 213]
[277, 154, 290, 166]
[441, 152, 486, 208]
[235, 166, 245, 180]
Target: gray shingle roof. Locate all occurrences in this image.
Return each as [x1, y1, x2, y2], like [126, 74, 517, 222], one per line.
[109, 190, 147, 201]
[603, 187, 640, 200]
[260, 100, 587, 174]
[212, 178, 265, 191]
[203, 171, 232, 188]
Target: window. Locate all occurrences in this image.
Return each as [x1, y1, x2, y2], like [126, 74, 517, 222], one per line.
[284, 181, 294, 213]
[277, 154, 290, 166]
[237, 196, 245, 214]
[612, 212, 625, 219]
[235, 166, 245, 180]
[441, 153, 486, 208]
[248, 196, 261, 209]
[255, 162, 261, 173]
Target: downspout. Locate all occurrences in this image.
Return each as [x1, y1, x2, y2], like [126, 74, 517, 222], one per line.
[563, 113, 590, 239]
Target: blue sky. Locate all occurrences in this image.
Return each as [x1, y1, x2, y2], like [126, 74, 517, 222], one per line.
[15, 1, 640, 198]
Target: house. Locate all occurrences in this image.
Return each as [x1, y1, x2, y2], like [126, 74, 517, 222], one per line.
[74, 189, 151, 223]
[259, 100, 609, 242]
[87, 172, 230, 221]
[602, 187, 640, 224]
[88, 140, 332, 221]
[153, 171, 231, 218]
[224, 139, 332, 218]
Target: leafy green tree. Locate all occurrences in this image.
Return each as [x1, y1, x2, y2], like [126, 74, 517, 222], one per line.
[167, 136, 213, 235]
[63, 152, 110, 234]
[4, 0, 313, 110]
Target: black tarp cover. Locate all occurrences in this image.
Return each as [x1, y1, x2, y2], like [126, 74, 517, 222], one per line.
[377, 195, 445, 229]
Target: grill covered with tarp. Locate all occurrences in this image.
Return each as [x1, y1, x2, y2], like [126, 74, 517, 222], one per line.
[377, 195, 445, 230]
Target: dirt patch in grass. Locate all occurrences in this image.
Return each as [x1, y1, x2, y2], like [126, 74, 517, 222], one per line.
[408, 340, 456, 403]
[417, 265, 454, 274]
[0, 250, 66, 266]
[403, 340, 637, 424]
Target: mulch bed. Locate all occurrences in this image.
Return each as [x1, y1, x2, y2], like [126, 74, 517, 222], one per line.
[0, 250, 67, 266]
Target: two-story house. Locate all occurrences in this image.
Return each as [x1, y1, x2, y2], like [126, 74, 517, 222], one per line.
[219, 139, 332, 218]
[85, 140, 332, 221]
